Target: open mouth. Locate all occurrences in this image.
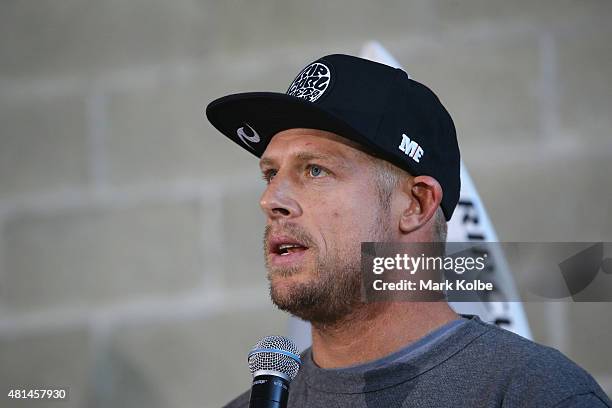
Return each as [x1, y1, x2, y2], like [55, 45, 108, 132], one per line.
[276, 243, 308, 256]
[268, 235, 310, 262]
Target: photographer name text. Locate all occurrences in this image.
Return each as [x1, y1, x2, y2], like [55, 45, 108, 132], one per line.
[372, 279, 493, 291]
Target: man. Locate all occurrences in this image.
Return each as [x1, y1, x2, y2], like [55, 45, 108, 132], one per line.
[206, 54, 610, 407]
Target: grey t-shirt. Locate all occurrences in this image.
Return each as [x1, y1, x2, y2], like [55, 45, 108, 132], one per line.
[224, 315, 611, 407]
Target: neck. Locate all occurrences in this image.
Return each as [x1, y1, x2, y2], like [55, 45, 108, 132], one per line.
[309, 302, 458, 369]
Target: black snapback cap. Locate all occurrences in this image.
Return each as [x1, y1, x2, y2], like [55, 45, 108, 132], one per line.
[206, 54, 460, 221]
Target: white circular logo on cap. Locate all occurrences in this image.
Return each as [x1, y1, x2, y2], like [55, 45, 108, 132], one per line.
[286, 62, 331, 102]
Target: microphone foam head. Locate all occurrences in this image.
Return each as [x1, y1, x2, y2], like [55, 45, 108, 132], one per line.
[248, 335, 301, 381]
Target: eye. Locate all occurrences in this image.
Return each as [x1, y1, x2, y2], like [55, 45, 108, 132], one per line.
[307, 164, 327, 178]
[262, 169, 277, 183]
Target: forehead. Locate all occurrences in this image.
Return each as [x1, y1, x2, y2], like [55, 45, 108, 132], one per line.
[260, 128, 369, 163]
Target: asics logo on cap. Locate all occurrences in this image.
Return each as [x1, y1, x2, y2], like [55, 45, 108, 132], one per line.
[236, 123, 260, 150]
[287, 62, 331, 102]
[398, 133, 424, 163]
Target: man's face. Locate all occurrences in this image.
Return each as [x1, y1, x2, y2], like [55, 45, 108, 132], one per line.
[259, 128, 394, 324]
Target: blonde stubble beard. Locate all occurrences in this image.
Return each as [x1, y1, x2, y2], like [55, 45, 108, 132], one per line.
[264, 208, 392, 325]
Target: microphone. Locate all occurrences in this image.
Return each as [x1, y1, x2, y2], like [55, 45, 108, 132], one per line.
[247, 335, 301, 408]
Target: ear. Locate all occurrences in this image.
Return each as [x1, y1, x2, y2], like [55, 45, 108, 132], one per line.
[399, 175, 443, 234]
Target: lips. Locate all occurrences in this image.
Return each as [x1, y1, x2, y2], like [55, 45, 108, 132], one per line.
[269, 235, 309, 256]
[267, 234, 310, 267]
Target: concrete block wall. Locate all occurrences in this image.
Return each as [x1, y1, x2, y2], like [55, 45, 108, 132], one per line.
[1, 1, 611, 406]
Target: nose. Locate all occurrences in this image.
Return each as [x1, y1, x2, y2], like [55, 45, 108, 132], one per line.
[260, 174, 302, 220]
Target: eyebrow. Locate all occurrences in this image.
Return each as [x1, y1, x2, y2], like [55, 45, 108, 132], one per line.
[259, 151, 341, 169]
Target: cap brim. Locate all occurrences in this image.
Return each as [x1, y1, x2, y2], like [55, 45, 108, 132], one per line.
[206, 92, 379, 158]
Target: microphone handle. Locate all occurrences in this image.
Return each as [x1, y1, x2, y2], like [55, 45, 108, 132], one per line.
[249, 374, 290, 408]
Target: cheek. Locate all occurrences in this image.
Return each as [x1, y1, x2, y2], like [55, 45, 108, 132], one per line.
[303, 180, 382, 243]
[322, 194, 380, 240]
